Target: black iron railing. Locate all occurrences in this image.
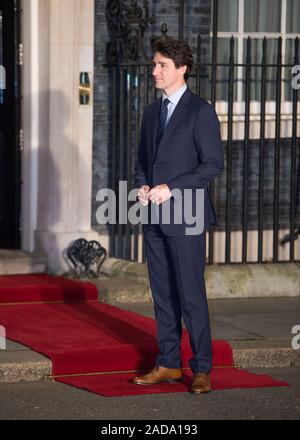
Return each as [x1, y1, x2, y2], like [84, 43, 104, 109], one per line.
[103, 0, 300, 264]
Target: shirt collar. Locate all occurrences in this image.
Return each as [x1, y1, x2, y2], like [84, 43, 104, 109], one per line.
[162, 83, 187, 106]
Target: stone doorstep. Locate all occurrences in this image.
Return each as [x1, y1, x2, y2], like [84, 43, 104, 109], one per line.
[0, 341, 299, 384]
[0, 250, 48, 276]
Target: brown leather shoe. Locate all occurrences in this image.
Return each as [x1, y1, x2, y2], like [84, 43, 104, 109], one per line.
[190, 373, 212, 394]
[132, 365, 182, 385]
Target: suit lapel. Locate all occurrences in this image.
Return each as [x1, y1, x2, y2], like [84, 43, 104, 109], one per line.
[154, 88, 192, 160]
[151, 98, 162, 158]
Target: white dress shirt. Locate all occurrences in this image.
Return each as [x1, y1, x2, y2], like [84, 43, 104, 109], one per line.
[162, 83, 188, 125]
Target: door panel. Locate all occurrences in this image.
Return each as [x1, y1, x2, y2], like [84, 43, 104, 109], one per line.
[0, 0, 21, 249]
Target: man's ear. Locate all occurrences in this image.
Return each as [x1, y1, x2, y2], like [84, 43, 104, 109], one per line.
[178, 65, 187, 77]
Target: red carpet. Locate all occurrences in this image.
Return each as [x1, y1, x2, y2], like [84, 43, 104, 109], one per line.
[0, 274, 97, 303]
[0, 274, 288, 396]
[56, 368, 288, 397]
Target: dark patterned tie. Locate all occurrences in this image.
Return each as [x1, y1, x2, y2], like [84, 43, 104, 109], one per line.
[156, 98, 170, 151]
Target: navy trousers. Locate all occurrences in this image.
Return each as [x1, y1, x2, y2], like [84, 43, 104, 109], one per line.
[144, 224, 212, 374]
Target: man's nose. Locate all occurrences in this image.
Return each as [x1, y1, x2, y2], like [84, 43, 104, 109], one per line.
[152, 65, 160, 76]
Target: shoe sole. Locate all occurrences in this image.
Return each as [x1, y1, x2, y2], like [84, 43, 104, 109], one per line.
[132, 378, 183, 385]
[190, 388, 212, 394]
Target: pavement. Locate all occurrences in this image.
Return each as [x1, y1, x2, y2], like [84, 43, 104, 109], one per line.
[0, 367, 299, 420]
[1, 296, 300, 384]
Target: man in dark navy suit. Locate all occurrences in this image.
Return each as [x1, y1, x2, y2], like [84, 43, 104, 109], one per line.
[133, 38, 224, 393]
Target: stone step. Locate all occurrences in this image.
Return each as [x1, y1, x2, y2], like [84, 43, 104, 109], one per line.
[101, 258, 149, 283]
[88, 276, 151, 303]
[1, 339, 299, 383]
[100, 258, 300, 299]
[0, 250, 47, 275]
[0, 350, 51, 383]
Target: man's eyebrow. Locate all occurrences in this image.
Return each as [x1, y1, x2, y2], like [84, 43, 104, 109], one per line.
[152, 61, 167, 65]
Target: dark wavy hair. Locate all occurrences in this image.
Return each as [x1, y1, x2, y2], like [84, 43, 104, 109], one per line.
[152, 37, 194, 81]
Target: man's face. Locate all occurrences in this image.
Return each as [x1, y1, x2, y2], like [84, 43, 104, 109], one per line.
[152, 52, 186, 94]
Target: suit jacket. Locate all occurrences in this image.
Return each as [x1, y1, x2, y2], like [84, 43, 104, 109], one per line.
[135, 87, 224, 236]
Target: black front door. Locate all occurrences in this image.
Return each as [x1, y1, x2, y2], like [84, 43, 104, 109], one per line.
[0, 0, 21, 249]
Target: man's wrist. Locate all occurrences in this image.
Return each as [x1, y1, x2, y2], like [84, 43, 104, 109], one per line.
[165, 183, 173, 197]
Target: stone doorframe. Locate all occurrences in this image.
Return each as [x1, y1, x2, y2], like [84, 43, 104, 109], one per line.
[21, 0, 102, 273]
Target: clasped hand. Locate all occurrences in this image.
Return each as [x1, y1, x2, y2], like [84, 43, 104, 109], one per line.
[137, 184, 172, 206]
